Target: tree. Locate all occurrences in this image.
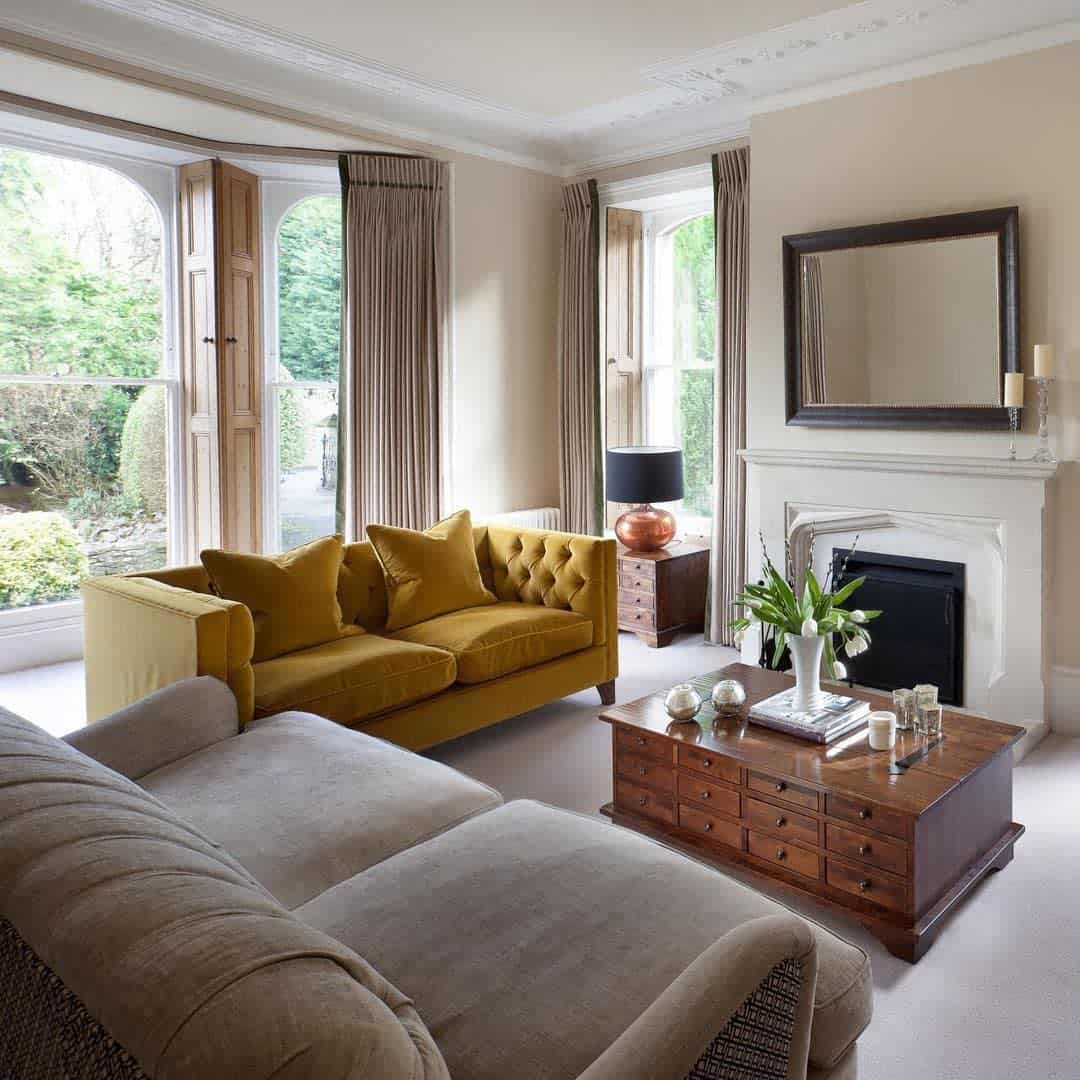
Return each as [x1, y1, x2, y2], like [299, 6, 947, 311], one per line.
[672, 214, 716, 364]
[277, 196, 341, 383]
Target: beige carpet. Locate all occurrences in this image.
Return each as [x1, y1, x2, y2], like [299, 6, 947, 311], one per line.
[3, 633, 1078, 1078]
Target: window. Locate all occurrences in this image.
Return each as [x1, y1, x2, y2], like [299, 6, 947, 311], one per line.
[0, 145, 177, 613]
[643, 211, 716, 536]
[267, 194, 341, 550]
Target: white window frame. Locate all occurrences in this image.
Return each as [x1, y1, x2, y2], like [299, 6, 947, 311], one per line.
[260, 177, 341, 553]
[0, 126, 183, 650]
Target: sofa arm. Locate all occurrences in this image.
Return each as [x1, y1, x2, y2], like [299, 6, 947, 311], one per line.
[81, 576, 255, 727]
[484, 525, 618, 683]
[577, 916, 818, 1080]
[65, 676, 240, 779]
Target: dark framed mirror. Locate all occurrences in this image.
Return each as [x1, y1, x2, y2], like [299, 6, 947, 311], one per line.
[783, 206, 1020, 429]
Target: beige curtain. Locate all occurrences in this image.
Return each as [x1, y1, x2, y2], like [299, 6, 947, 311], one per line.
[558, 179, 602, 536]
[705, 148, 750, 646]
[801, 255, 828, 405]
[337, 153, 448, 536]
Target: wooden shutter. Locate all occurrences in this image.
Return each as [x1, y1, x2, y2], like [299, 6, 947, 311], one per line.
[177, 160, 263, 557]
[605, 207, 643, 525]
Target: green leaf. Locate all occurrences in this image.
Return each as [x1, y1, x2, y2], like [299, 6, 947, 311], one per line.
[771, 629, 788, 669]
[830, 575, 866, 606]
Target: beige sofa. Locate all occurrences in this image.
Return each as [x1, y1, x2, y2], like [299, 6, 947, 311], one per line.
[0, 678, 871, 1079]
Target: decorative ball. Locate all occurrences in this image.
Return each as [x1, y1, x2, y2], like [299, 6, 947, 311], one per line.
[711, 678, 747, 716]
[664, 683, 703, 722]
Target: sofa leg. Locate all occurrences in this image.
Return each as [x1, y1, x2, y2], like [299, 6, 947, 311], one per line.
[597, 680, 616, 706]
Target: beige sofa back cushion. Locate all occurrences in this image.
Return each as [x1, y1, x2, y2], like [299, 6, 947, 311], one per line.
[0, 708, 449, 1080]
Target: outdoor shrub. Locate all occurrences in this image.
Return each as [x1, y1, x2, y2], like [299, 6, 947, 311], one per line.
[67, 489, 140, 523]
[119, 385, 167, 513]
[278, 388, 307, 473]
[0, 511, 89, 607]
[86, 386, 134, 486]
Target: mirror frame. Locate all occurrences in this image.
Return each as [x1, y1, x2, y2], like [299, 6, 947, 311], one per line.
[783, 206, 1020, 430]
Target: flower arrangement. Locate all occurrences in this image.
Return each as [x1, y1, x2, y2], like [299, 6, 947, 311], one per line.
[730, 531, 881, 681]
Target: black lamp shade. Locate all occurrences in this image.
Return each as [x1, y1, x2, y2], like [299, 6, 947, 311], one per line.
[606, 446, 684, 504]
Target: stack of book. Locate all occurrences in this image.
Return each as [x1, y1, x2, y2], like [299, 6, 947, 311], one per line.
[749, 688, 870, 744]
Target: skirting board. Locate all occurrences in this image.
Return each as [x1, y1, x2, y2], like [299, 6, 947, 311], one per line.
[1048, 665, 1080, 737]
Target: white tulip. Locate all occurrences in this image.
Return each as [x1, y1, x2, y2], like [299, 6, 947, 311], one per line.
[850, 610, 867, 624]
[800, 617, 818, 638]
[733, 628, 746, 649]
[844, 636, 868, 658]
[832, 660, 848, 680]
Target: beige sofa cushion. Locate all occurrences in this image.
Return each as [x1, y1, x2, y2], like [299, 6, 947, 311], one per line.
[140, 711, 502, 908]
[299, 800, 872, 1078]
[252, 632, 457, 723]
[0, 708, 448, 1080]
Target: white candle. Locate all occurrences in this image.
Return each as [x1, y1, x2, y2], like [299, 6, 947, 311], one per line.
[1034, 344, 1056, 379]
[867, 711, 897, 752]
[1004, 371, 1024, 408]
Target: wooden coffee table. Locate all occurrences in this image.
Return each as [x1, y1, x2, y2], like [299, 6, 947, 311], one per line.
[600, 663, 1025, 961]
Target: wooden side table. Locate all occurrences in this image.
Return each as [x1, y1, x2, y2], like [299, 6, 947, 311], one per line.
[617, 540, 709, 648]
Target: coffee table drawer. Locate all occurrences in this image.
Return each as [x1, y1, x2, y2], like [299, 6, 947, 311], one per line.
[827, 859, 907, 913]
[748, 830, 820, 880]
[615, 725, 671, 761]
[746, 797, 819, 848]
[677, 773, 740, 818]
[618, 606, 657, 632]
[748, 771, 820, 812]
[615, 779, 674, 825]
[827, 794, 910, 841]
[678, 745, 740, 785]
[826, 823, 908, 877]
[616, 751, 674, 793]
[679, 803, 743, 849]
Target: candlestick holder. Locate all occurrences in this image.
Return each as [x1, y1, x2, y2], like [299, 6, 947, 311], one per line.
[1007, 406, 1020, 460]
[1031, 376, 1056, 464]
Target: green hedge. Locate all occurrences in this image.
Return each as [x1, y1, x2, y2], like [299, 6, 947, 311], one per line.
[278, 389, 306, 473]
[119, 385, 167, 514]
[0, 511, 89, 608]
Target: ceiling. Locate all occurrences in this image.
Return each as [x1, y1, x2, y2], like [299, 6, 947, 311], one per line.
[1, 0, 1078, 173]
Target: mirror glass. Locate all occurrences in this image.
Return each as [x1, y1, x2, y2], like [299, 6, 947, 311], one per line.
[799, 234, 1001, 408]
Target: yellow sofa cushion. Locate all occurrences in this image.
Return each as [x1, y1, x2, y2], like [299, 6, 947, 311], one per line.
[367, 510, 495, 633]
[392, 602, 593, 685]
[202, 535, 352, 663]
[253, 633, 456, 724]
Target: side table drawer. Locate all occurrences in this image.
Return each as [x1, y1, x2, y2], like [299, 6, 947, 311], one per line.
[826, 794, 910, 841]
[677, 773, 740, 818]
[619, 556, 657, 578]
[826, 823, 908, 877]
[615, 779, 674, 825]
[617, 571, 655, 594]
[678, 745, 740, 785]
[616, 751, 674, 793]
[614, 724, 670, 761]
[827, 859, 907, 913]
[617, 588, 654, 611]
[619, 606, 657, 632]
[679, 803, 743, 849]
[746, 797, 819, 849]
[748, 771, 820, 813]
[748, 830, 820, 880]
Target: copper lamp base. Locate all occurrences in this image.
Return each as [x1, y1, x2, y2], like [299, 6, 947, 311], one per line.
[614, 504, 676, 552]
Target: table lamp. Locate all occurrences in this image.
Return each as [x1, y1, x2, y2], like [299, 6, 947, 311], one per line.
[606, 446, 684, 552]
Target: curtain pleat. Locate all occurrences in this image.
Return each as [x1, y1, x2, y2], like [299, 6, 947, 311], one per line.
[337, 153, 448, 537]
[705, 148, 750, 646]
[558, 179, 602, 536]
[801, 255, 828, 405]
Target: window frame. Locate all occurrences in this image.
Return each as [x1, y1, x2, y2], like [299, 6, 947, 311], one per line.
[260, 179, 342, 553]
[0, 128, 183, 633]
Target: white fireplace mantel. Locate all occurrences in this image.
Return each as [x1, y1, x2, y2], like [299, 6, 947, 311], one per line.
[738, 447, 1058, 760]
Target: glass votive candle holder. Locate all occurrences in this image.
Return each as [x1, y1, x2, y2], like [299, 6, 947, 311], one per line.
[892, 688, 916, 731]
[917, 702, 943, 738]
[914, 684, 939, 711]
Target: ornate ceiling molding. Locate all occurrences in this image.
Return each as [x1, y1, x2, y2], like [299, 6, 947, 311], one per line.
[0, 0, 1078, 175]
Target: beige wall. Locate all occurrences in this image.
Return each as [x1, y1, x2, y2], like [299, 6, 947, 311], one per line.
[0, 44, 563, 519]
[749, 41, 1080, 665]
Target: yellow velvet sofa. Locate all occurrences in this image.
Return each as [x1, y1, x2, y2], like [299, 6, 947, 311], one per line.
[81, 524, 618, 750]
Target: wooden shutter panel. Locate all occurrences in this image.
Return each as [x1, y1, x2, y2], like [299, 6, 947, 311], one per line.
[177, 160, 263, 557]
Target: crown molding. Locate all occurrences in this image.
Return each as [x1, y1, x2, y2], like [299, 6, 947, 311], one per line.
[565, 121, 751, 178]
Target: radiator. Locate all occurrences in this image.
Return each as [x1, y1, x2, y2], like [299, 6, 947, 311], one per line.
[484, 506, 562, 531]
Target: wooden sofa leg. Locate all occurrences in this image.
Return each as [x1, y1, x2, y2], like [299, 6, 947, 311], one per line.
[598, 681, 616, 706]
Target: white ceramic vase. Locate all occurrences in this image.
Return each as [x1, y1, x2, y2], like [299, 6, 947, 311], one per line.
[788, 634, 826, 714]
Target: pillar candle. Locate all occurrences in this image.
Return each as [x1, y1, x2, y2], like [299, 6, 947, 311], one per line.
[1004, 371, 1024, 408]
[1034, 344, 1056, 379]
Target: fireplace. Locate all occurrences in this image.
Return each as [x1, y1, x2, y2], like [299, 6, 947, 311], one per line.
[833, 548, 965, 706]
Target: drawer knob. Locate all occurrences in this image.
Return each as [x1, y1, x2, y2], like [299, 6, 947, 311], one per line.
[775, 782, 786, 793]
[639, 766, 647, 776]
[858, 879, 872, 892]
[775, 816, 786, 828]
[858, 808, 870, 821]
[704, 822, 713, 832]
[776, 848, 787, 861]
[702, 758, 712, 767]
[638, 796, 648, 806]
[637, 737, 646, 746]
[701, 790, 710, 800]
[858, 844, 871, 856]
